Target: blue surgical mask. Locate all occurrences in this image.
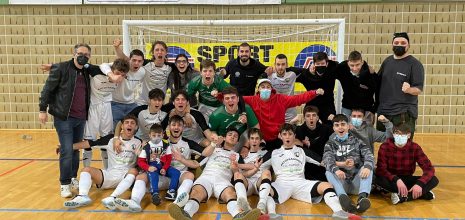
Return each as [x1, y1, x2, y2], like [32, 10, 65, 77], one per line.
[259, 89, 271, 100]
[393, 134, 409, 146]
[351, 117, 363, 128]
[336, 133, 349, 142]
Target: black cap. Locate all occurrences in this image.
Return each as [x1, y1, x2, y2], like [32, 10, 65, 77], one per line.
[393, 32, 409, 43]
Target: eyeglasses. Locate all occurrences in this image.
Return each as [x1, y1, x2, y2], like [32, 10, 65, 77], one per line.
[176, 60, 188, 64]
[76, 52, 90, 57]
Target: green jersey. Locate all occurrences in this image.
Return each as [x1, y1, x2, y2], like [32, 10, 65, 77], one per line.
[186, 75, 230, 107]
[209, 104, 259, 136]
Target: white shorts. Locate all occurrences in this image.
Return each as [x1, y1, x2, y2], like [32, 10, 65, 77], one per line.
[271, 179, 322, 204]
[198, 103, 218, 123]
[84, 102, 113, 140]
[100, 168, 128, 189]
[246, 177, 260, 196]
[193, 174, 232, 201]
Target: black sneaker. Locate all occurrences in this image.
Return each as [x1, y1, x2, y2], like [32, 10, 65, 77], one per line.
[356, 197, 371, 213]
[421, 191, 435, 200]
[165, 189, 176, 201]
[338, 194, 357, 213]
[152, 193, 161, 206]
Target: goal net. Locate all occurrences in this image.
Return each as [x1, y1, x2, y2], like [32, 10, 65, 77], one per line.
[122, 19, 345, 112]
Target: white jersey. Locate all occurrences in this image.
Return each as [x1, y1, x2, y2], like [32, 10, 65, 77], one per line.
[100, 63, 145, 104]
[202, 148, 240, 181]
[90, 74, 118, 105]
[137, 62, 172, 105]
[103, 137, 140, 171]
[262, 146, 320, 182]
[269, 71, 298, 122]
[169, 139, 202, 171]
[182, 112, 206, 143]
[243, 149, 268, 180]
[137, 110, 167, 141]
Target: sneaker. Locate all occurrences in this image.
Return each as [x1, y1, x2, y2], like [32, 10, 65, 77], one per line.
[237, 196, 252, 212]
[430, 191, 436, 199]
[256, 200, 267, 214]
[114, 198, 142, 212]
[356, 197, 371, 213]
[332, 210, 362, 220]
[64, 195, 92, 208]
[232, 208, 261, 220]
[421, 191, 435, 200]
[174, 191, 189, 207]
[152, 193, 161, 206]
[101, 196, 116, 210]
[168, 203, 192, 220]
[165, 189, 176, 201]
[71, 178, 79, 191]
[391, 193, 401, 205]
[338, 194, 356, 213]
[268, 213, 284, 220]
[60, 185, 72, 198]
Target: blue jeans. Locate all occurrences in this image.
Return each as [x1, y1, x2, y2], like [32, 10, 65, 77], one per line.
[325, 169, 373, 196]
[54, 117, 86, 185]
[147, 162, 180, 194]
[111, 101, 138, 129]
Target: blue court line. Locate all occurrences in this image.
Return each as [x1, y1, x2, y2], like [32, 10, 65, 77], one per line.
[0, 208, 462, 219]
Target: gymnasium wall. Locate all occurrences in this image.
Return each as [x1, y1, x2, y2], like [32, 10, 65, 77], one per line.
[0, 2, 464, 133]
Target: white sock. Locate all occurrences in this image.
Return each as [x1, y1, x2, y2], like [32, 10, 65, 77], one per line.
[227, 200, 241, 217]
[110, 174, 135, 197]
[83, 150, 92, 167]
[266, 196, 276, 214]
[258, 182, 271, 205]
[78, 172, 92, 196]
[184, 199, 200, 217]
[131, 180, 147, 204]
[177, 179, 193, 197]
[235, 181, 247, 199]
[323, 190, 343, 213]
[101, 150, 108, 169]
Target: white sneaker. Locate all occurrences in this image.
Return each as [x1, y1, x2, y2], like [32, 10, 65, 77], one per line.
[64, 195, 92, 208]
[237, 196, 252, 212]
[60, 185, 72, 198]
[257, 200, 267, 214]
[174, 192, 189, 207]
[114, 198, 142, 212]
[268, 213, 284, 220]
[71, 178, 79, 191]
[391, 193, 400, 205]
[101, 196, 116, 210]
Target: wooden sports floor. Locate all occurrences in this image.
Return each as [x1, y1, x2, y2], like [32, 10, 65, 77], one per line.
[0, 130, 464, 220]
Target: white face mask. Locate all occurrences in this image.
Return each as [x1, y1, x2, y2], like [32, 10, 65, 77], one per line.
[351, 117, 363, 127]
[393, 134, 409, 146]
[150, 137, 162, 145]
[259, 89, 271, 100]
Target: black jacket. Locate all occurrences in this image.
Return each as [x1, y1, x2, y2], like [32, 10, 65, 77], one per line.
[224, 57, 267, 96]
[39, 59, 103, 120]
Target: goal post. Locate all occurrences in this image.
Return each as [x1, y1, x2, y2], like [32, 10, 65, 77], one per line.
[122, 19, 345, 113]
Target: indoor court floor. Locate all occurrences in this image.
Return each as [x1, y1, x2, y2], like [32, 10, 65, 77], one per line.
[0, 130, 464, 220]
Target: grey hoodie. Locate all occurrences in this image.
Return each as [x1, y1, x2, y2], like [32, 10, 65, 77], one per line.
[323, 133, 374, 180]
[329, 121, 393, 153]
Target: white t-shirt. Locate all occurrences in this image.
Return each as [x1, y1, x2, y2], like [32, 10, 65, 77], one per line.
[268, 71, 297, 96]
[103, 137, 140, 171]
[201, 148, 241, 181]
[169, 138, 203, 171]
[137, 62, 172, 105]
[243, 149, 268, 180]
[100, 63, 145, 104]
[90, 74, 118, 105]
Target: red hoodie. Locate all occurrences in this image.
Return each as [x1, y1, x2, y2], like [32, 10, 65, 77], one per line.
[243, 89, 318, 141]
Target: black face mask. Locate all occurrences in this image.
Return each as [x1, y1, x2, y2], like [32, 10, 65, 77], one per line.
[393, 46, 406, 56]
[315, 66, 327, 75]
[76, 55, 89, 66]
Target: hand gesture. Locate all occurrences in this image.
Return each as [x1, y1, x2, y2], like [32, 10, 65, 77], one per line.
[265, 66, 274, 76]
[183, 113, 193, 128]
[302, 136, 311, 147]
[316, 88, 324, 95]
[368, 65, 376, 74]
[238, 114, 247, 124]
[409, 184, 422, 199]
[309, 63, 315, 74]
[39, 112, 48, 124]
[230, 154, 238, 170]
[327, 114, 335, 121]
[335, 170, 346, 180]
[359, 167, 371, 179]
[211, 89, 218, 98]
[254, 157, 263, 169]
[345, 158, 355, 169]
[113, 38, 122, 48]
[377, 115, 389, 123]
[108, 72, 124, 84]
[160, 168, 166, 176]
[148, 166, 157, 172]
[396, 179, 408, 197]
[219, 68, 227, 77]
[113, 138, 122, 154]
[40, 64, 52, 72]
[213, 136, 224, 146]
[402, 82, 410, 93]
[172, 147, 184, 161]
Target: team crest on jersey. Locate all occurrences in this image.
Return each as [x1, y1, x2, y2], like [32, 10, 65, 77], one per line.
[235, 71, 240, 77]
[167, 46, 195, 68]
[285, 78, 290, 82]
[294, 45, 337, 69]
[179, 147, 185, 154]
[294, 152, 300, 157]
[131, 144, 136, 150]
